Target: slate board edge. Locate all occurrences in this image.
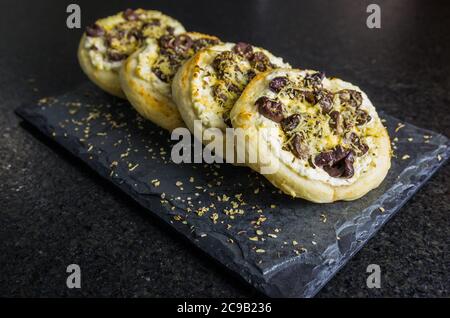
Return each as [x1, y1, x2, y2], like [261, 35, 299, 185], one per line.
[302, 124, 450, 297]
[305, 144, 449, 298]
[15, 104, 450, 298]
[15, 105, 272, 297]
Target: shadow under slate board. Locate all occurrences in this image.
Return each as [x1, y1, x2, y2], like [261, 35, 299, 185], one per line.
[16, 83, 450, 298]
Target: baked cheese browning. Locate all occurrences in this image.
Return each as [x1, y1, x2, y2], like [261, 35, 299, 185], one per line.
[151, 34, 221, 83]
[255, 71, 374, 179]
[120, 32, 219, 131]
[230, 68, 390, 201]
[83, 8, 185, 71]
[209, 43, 282, 126]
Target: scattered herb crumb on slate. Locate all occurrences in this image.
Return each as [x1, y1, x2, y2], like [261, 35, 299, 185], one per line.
[20, 84, 449, 297]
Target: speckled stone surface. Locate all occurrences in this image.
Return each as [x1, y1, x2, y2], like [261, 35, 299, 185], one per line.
[0, 0, 448, 297]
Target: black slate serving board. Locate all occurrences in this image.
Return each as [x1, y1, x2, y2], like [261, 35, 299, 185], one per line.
[16, 83, 450, 297]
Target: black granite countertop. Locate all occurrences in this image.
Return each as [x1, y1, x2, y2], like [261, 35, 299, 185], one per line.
[0, 0, 448, 297]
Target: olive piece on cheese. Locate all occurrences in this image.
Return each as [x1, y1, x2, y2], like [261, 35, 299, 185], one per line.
[85, 24, 105, 37]
[233, 42, 254, 58]
[269, 77, 289, 93]
[281, 114, 301, 132]
[255, 97, 285, 123]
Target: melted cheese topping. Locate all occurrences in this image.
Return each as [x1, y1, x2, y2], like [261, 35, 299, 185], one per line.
[256, 69, 383, 186]
[135, 33, 220, 98]
[192, 43, 290, 130]
[83, 9, 185, 71]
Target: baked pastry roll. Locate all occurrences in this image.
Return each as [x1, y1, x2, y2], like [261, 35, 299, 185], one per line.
[230, 69, 391, 203]
[78, 8, 185, 98]
[120, 32, 220, 131]
[172, 42, 290, 158]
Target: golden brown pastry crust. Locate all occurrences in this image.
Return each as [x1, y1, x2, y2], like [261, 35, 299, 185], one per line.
[78, 34, 125, 98]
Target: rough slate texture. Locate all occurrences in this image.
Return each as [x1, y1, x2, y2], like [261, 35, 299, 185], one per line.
[1, 0, 450, 297]
[15, 83, 449, 297]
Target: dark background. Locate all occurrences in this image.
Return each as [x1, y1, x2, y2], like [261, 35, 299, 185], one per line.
[0, 0, 448, 297]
